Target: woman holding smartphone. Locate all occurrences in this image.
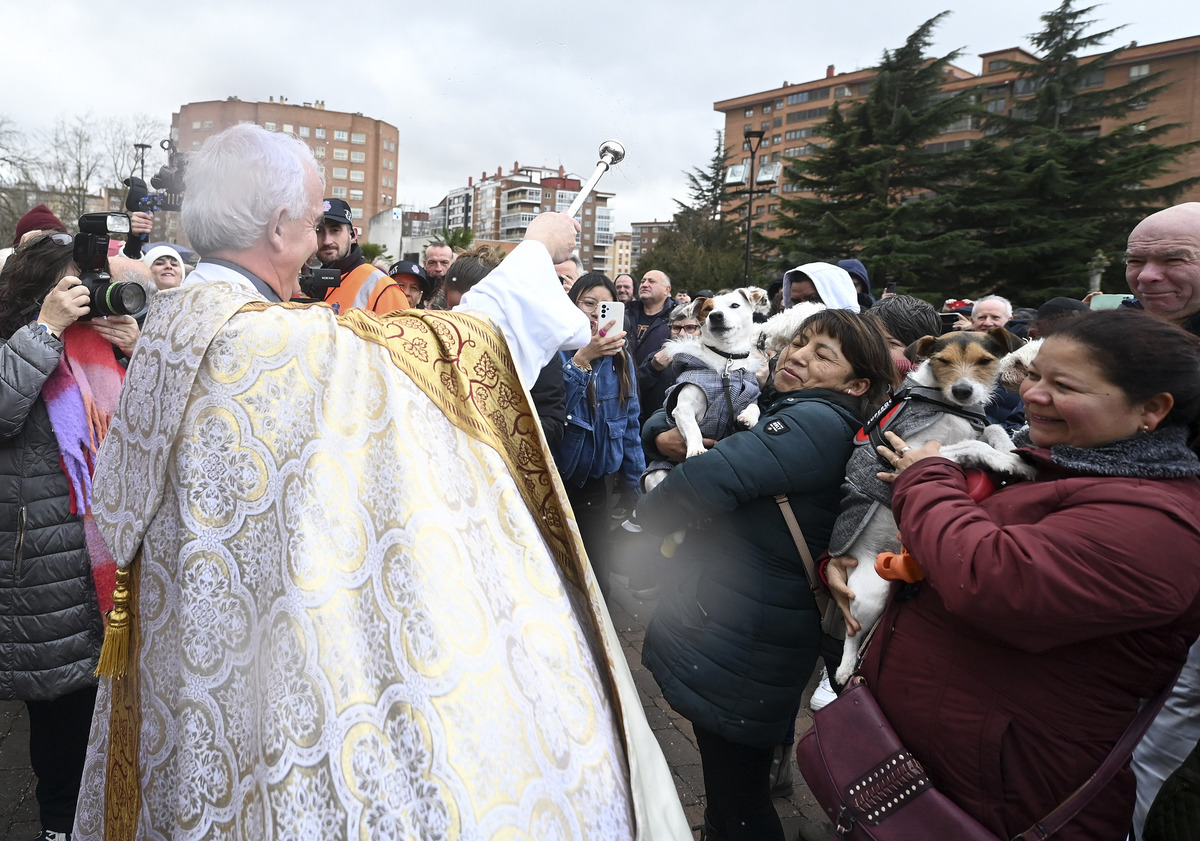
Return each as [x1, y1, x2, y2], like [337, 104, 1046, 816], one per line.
[552, 272, 644, 596]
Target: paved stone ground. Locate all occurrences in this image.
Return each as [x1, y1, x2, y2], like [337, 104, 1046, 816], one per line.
[0, 579, 833, 841]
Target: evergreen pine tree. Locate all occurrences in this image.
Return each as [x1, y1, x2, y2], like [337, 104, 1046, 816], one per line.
[962, 0, 1199, 299]
[773, 13, 982, 290]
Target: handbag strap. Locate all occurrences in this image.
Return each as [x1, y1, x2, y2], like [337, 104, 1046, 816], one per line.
[774, 494, 831, 615]
[1011, 664, 1183, 841]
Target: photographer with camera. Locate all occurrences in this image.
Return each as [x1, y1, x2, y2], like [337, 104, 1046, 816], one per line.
[0, 220, 140, 841]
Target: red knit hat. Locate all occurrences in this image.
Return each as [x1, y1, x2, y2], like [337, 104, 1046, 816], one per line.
[13, 204, 67, 246]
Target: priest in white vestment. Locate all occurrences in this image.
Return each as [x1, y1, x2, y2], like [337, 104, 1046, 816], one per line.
[73, 124, 689, 841]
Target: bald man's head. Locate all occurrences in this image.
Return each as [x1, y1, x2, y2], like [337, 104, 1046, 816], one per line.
[1126, 202, 1200, 327]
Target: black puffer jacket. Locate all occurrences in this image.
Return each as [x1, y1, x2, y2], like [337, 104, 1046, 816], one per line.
[637, 388, 860, 747]
[0, 323, 102, 701]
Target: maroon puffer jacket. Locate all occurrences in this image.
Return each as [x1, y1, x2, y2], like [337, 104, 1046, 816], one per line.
[861, 454, 1200, 841]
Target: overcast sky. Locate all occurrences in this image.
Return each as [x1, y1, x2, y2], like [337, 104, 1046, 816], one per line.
[3, 0, 1193, 232]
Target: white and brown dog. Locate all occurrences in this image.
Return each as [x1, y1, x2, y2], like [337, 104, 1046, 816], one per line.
[830, 328, 1035, 685]
[641, 287, 770, 493]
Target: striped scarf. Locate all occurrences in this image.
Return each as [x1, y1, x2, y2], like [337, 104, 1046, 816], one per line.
[41, 323, 125, 614]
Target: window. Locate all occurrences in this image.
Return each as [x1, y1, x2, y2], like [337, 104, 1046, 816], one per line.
[773, 117, 782, 128]
[834, 85, 853, 97]
[283, 124, 293, 134]
[334, 129, 349, 142]
[785, 107, 829, 123]
[350, 151, 365, 163]
[333, 148, 348, 161]
[987, 59, 1009, 72]
[761, 121, 770, 132]
[859, 83, 872, 95]
[331, 186, 347, 198]
[1013, 78, 1041, 96]
[1081, 69, 1105, 89]
[192, 121, 201, 130]
[351, 208, 363, 219]
[776, 100, 785, 109]
[315, 128, 326, 139]
[1129, 63, 1150, 79]
[203, 120, 213, 130]
[313, 146, 326, 158]
[745, 108, 755, 117]
[349, 170, 364, 182]
[299, 126, 310, 137]
[787, 87, 829, 105]
[772, 134, 781, 145]
[264, 122, 276, 131]
[763, 104, 772, 114]
[332, 167, 348, 180]
[986, 98, 1007, 113]
[349, 189, 364, 201]
[350, 132, 366, 145]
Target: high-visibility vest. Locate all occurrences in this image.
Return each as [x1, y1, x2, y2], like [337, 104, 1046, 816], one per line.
[324, 263, 405, 314]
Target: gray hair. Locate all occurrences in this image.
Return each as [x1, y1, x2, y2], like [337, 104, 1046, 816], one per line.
[973, 294, 1013, 319]
[182, 124, 321, 256]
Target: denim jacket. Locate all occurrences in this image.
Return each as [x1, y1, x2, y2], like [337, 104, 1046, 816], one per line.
[553, 350, 645, 492]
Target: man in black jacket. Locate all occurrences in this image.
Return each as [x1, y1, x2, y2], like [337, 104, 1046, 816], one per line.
[626, 269, 677, 423]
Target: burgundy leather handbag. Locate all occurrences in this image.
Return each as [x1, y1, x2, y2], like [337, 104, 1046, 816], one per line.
[796, 673, 1177, 840]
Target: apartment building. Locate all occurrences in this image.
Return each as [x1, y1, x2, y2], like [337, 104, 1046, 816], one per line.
[630, 220, 675, 269]
[432, 162, 615, 273]
[172, 97, 399, 242]
[714, 35, 1200, 238]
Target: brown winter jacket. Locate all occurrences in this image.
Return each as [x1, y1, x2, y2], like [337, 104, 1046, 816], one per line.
[861, 450, 1200, 841]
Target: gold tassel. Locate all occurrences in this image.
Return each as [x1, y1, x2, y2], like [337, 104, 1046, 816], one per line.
[96, 566, 132, 678]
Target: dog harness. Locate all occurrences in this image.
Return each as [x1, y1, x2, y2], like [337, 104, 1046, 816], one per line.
[857, 384, 988, 467]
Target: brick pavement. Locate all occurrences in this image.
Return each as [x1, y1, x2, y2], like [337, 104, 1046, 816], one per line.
[0, 581, 834, 841]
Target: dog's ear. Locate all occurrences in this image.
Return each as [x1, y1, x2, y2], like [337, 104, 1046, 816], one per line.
[741, 286, 771, 315]
[987, 326, 1026, 354]
[909, 335, 938, 362]
[692, 297, 712, 323]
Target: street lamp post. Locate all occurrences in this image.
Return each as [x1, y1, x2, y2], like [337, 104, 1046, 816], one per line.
[743, 129, 765, 285]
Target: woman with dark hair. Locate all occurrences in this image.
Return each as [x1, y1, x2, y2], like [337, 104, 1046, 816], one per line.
[635, 309, 896, 841]
[0, 232, 138, 840]
[552, 272, 644, 596]
[832, 309, 1200, 840]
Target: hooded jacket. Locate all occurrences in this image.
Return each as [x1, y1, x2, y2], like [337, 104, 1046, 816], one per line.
[782, 262, 860, 312]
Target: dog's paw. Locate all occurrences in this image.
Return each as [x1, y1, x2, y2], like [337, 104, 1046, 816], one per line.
[685, 443, 709, 459]
[737, 405, 761, 429]
[940, 439, 1036, 478]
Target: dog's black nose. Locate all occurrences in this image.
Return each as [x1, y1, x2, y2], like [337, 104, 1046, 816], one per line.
[951, 384, 974, 401]
[708, 311, 724, 325]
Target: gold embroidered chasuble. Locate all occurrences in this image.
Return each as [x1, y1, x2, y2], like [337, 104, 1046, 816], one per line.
[74, 280, 689, 840]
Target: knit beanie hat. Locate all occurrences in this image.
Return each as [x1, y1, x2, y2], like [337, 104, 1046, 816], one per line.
[13, 205, 67, 246]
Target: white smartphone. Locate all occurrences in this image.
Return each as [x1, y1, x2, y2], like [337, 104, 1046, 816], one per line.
[598, 301, 625, 333]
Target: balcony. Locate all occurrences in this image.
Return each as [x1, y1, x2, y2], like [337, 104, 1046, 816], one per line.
[504, 187, 542, 207]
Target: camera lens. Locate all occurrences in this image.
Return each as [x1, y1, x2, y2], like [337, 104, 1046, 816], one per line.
[101, 281, 148, 317]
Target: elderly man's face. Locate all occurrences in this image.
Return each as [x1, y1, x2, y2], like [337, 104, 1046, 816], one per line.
[615, 275, 634, 302]
[639, 270, 670, 307]
[971, 300, 1009, 330]
[1126, 204, 1200, 326]
[280, 168, 325, 295]
[424, 245, 453, 280]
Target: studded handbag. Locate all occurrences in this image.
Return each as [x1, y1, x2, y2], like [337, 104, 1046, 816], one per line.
[796, 672, 1178, 840]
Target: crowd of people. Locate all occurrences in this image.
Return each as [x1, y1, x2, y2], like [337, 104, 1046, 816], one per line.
[0, 120, 1197, 841]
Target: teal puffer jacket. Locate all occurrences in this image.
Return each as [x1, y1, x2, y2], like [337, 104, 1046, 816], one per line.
[637, 389, 859, 748]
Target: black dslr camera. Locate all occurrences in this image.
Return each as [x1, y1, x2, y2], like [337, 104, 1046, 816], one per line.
[74, 213, 148, 319]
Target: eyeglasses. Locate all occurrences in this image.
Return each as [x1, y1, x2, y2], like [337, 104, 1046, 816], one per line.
[670, 323, 700, 334]
[21, 232, 72, 252]
[577, 298, 603, 312]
